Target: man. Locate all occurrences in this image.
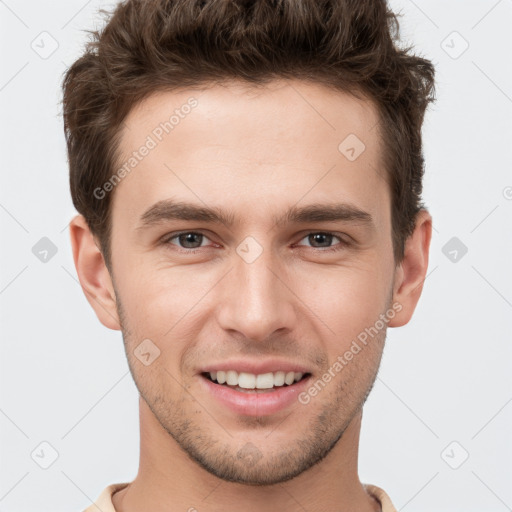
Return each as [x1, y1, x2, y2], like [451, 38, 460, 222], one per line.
[63, 0, 435, 510]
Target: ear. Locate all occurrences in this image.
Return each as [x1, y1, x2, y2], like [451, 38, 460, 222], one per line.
[69, 214, 121, 331]
[388, 209, 432, 328]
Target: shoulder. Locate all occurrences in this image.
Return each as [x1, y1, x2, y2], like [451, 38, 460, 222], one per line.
[81, 482, 130, 512]
[362, 483, 397, 512]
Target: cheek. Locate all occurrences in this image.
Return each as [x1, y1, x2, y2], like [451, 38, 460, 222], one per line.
[115, 265, 212, 364]
[300, 262, 389, 338]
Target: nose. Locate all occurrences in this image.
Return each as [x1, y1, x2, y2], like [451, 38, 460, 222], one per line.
[216, 244, 297, 343]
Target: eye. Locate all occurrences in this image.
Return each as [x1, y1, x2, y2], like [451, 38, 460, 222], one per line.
[162, 231, 214, 252]
[160, 230, 350, 254]
[295, 232, 348, 252]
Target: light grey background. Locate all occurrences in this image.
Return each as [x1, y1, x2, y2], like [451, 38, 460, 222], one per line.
[1, 1, 511, 511]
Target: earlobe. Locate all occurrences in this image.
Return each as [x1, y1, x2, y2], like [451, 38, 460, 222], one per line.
[69, 214, 121, 331]
[388, 209, 432, 328]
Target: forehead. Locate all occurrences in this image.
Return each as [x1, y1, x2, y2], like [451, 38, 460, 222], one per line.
[112, 79, 389, 231]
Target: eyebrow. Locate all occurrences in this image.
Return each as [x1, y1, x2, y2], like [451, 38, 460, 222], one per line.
[136, 199, 375, 231]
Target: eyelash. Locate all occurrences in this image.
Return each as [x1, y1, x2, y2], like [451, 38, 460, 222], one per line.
[161, 231, 350, 254]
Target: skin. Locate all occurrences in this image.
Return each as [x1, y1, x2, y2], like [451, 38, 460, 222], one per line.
[70, 79, 432, 512]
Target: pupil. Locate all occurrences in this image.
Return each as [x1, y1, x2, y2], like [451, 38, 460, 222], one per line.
[180, 233, 202, 248]
[311, 233, 331, 247]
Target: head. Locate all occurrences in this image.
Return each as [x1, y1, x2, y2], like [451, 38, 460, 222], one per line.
[64, 0, 435, 485]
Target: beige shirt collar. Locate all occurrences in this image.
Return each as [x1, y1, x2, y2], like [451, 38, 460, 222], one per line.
[82, 481, 397, 512]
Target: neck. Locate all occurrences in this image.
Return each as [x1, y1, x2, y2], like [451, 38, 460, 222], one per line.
[112, 397, 380, 512]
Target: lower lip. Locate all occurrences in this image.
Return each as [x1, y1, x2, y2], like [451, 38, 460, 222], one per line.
[199, 374, 311, 417]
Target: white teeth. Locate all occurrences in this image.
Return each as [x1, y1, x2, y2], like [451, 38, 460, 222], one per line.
[256, 372, 274, 389]
[284, 371, 295, 385]
[274, 371, 285, 386]
[207, 370, 306, 389]
[238, 372, 256, 389]
[226, 370, 238, 385]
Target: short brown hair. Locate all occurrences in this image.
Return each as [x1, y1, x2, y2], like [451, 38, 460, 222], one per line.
[62, 0, 435, 272]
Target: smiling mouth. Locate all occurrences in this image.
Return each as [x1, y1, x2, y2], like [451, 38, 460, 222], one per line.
[201, 371, 311, 393]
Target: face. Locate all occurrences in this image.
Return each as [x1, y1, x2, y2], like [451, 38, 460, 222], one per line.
[92, 80, 403, 484]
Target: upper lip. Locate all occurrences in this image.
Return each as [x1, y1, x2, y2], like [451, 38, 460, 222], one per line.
[198, 358, 312, 376]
